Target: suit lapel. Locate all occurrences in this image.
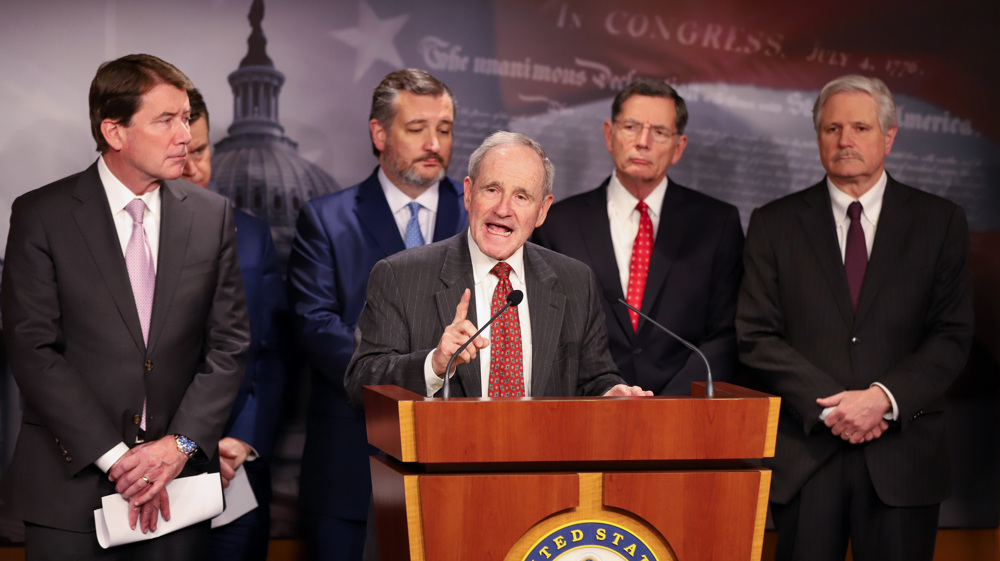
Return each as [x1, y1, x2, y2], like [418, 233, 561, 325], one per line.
[524, 244, 564, 397]
[433, 233, 480, 396]
[642, 182, 690, 328]
[355, 169, 405, 257]
[854, 177, 911, 325]
[71, 163, 146, 352]
[580, 180, 632, 340]
[147, 182, 193, 354]
[433, 177, 466, 241]
[799, 182, 855, 326]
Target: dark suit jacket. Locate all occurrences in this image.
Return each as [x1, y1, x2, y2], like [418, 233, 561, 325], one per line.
[225, 210, 285, 464]
[0, 161, 249, 532]
[534, 178, 744, 395]
[287, 168, 466, 521]
[344, 232, 625, 405]
[736, 176, 973, 507]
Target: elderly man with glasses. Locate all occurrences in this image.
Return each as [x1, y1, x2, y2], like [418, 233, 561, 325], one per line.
[534, 78, 744, 396]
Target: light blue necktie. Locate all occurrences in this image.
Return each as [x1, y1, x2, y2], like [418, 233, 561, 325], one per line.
[404, 201, 425, 249]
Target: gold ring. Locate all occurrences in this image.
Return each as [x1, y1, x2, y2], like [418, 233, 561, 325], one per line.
[844, 432, 852, 437]
[141, 475, 151, 484]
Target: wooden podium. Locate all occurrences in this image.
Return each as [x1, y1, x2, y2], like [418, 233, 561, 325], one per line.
[363, 382, 779, 561]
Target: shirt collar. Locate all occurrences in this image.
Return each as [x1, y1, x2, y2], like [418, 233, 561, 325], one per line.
[827, 170, 887, 226]
[607, 171, 668, 217]
[467, 230, 526, 286]
[98, 155, 161, 214]
[378, 166, 440, 214]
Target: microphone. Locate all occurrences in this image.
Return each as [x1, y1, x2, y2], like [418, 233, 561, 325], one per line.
[617, 298, 714, 398]
[442, 289, 524, 399]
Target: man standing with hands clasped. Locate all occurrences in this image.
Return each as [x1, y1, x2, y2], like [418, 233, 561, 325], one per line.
[737, 75, 973, 561]
[1, 54, 249, 560]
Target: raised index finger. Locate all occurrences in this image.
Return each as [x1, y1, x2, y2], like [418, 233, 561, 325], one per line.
[452, 288, 472, 324]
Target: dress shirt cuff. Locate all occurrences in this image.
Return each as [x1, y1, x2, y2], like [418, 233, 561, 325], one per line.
[95, 442, 130, 473]
[871, 382, 899, 421]
[424, 351, 445, 397]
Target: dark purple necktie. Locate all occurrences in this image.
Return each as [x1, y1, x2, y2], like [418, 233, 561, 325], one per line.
[845, 201, 867, 314]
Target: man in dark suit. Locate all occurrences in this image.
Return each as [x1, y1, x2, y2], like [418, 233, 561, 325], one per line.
[345, 130, 650, 404]
[736, 75, 974, 561]
[0, 54, 249, 559]
[534, 79, 743, 396]
[287, 68, 467, 560]
[183, 89, 285, 561]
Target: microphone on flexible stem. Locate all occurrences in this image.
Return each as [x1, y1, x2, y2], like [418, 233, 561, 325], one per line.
[617, 298, 714, 398]
[442, 289, 524, 400]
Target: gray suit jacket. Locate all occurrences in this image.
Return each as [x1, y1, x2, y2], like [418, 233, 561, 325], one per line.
[344, 232, 624, 406]
[1, 161, 250, 531]
[736, 176, 973, 507]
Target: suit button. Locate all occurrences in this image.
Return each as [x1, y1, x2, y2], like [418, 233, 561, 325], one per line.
[633, 348, 642, 355]
[145, 360, 153, 372]
[65, 456, 72, 463]
[133, 414, 142, 426]
[850, 337, 860, 345]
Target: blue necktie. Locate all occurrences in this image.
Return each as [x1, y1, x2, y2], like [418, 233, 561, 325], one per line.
[404, 201, 425, 249]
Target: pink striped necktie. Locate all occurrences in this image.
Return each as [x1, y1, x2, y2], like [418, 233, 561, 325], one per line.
[124, 199, 155, 431]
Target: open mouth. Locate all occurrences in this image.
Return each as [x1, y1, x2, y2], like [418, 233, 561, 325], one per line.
[487, 223, 513, 237]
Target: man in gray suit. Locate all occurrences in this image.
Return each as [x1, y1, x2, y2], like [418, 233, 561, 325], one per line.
[1, 54, 249, 559]
[736, 75, 973, 561]
[345, 131, 649, 403]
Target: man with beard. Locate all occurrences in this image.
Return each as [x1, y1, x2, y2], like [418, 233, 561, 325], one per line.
[287, 68, 467, 561]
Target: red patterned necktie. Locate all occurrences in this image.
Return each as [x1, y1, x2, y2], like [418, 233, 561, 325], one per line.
[487, 262, 525, 397]
[626, 201, 653, 331]
[845, 201, 868, 313]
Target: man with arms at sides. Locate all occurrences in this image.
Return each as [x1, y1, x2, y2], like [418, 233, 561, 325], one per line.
[345, 130, 650, 406]
[0, 54, 249, 560]
[534, 79, 743, 396]
[736, 75, 973, 561]
[287, 68, 467, 560]
[183, 88, 286, 561]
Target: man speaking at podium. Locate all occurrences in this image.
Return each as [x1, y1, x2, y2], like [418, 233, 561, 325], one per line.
[345, 131, 649, 405]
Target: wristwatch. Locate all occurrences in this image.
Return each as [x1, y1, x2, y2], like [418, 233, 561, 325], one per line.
[173, 434, 198, 458]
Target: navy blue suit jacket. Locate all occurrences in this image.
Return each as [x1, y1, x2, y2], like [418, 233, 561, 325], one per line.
[534, 178, 744, 395]
[225, 209, 286, 462]
[288, 168, 467, 520]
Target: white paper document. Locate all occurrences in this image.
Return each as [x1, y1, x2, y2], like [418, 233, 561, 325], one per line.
[94, 472, 223, 548]
[211, 464, 259, 528]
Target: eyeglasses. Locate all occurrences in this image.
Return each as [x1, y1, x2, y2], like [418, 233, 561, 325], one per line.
[615, 119, 677, 143]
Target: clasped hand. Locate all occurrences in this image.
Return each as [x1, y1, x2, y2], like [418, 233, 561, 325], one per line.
[107, 435, 188, 533]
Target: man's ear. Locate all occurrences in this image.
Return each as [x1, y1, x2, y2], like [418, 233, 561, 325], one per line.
[370, 118, 387, 154]
[101, 119, 125, 151]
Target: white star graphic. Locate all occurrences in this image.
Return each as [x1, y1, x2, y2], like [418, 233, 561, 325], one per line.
[330, 2, 409, 81]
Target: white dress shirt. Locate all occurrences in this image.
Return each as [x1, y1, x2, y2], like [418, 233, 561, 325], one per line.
[379, 167, 439, 244]
[93, 155, 164, 472]
[425, 231, 534, 397]
[606, 172, 667, 294]
[822, 170, 899, 422]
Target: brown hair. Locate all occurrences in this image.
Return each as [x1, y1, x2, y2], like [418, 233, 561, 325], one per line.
[89, 54, 193, 153]
[368, 68, 454, 157]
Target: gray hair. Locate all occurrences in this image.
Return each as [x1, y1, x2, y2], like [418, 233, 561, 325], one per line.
[467, 131, 555, 197]
[812, 75, 897, 134]
[368, 68, 455, 157]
